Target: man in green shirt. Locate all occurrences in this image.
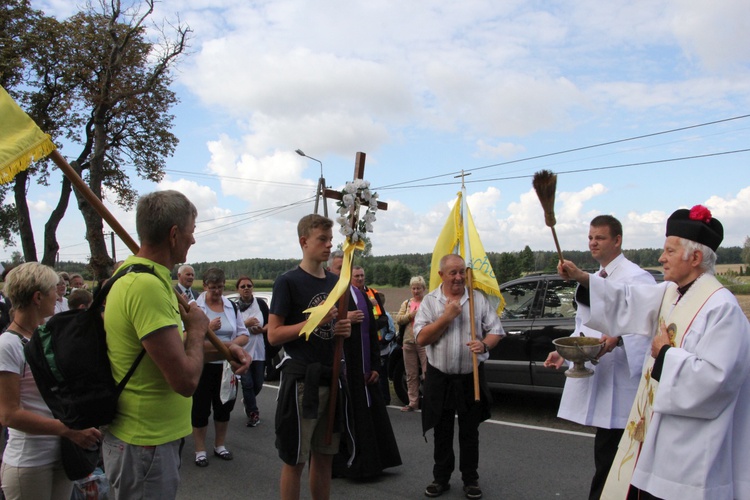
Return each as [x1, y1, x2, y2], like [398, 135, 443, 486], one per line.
[102, 190, 249, 499]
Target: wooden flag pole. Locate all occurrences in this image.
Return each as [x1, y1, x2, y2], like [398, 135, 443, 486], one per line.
[454, 172, 481, 401]
[49, 150, 233, 361]
[466, 267, 481, 401]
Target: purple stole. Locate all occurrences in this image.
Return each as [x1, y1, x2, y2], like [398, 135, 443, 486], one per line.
[351, 286, 373, 407]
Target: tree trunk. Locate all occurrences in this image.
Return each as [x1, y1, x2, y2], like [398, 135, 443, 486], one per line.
[13, 170, 38, 262]
[79, 199, 112, 280]
[41, 175, 72, 267]
[78, 119, 113, 280]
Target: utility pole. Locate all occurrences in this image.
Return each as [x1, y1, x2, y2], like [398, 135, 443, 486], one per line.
[295, 149, 328, 216]
[104, 231, 116, 262]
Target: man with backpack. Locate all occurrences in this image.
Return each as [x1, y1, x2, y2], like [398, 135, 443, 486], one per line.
[102, 190, 249, 499]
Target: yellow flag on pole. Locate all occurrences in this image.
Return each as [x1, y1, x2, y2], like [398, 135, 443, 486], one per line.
[429, 190, 505, 315]
[0, 85, 57, 185]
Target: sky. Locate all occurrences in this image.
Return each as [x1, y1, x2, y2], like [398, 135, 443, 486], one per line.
[6, 0, 750, 265]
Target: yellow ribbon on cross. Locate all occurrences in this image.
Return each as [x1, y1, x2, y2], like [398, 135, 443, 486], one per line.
[299, 238, 365, 340]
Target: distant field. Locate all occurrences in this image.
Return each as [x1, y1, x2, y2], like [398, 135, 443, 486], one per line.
[379, 264, 750, 322]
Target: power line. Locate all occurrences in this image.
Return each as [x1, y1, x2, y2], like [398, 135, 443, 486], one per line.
[162, 169, 313, 190]
[379, 148, 750, 190]
[375, 113, 750, 190]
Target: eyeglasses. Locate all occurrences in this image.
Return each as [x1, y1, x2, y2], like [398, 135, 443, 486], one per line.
[206, 285, 225, 291]
[239, 284, 253, 289]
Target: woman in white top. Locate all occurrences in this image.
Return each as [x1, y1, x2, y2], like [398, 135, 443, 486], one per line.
[235, 276, 268, 427]
[191, 268, 248, 467]
[0, 263, 100, 500]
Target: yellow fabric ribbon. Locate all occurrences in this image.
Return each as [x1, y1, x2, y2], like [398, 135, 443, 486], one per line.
[0, 85, 57, 185]
[299, 238, 365, 340]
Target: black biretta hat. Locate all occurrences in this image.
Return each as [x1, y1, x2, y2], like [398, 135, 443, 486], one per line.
[666, 205, 723, 251]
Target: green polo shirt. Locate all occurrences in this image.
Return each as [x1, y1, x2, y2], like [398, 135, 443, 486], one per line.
[103, 256, 191, 445]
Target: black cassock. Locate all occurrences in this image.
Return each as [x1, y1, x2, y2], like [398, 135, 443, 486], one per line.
[332, 286, 402, 479]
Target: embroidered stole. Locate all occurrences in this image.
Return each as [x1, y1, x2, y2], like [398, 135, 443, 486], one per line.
[601, 275, 723, 499]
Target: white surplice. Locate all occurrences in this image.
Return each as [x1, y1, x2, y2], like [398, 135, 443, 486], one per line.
[557, 254, 655, 429]
[587, 274, 750, 500]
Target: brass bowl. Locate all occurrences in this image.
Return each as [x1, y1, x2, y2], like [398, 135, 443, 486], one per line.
[552, 336, 605, 378]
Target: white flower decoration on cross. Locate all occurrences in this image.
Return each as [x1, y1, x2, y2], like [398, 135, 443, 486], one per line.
[335, 179, 379, 243]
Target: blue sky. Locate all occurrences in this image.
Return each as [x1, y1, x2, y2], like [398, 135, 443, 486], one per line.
[6, 0, 750, 264]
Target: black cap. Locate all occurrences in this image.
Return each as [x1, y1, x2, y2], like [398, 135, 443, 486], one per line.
[665, 205, 723, 251]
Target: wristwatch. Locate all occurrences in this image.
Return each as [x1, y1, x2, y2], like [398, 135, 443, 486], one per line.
[616, 337, 624, 347]
[481, 341, 489, 353]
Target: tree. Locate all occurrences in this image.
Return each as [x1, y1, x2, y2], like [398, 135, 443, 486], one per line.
[6, 0, 189, 278]
[61, 1, 189, 278]
[0, 0, 43, 253]
[742, 236, 750, 267]
[494, 252, 521, 284]
[519, 245, 534, 272]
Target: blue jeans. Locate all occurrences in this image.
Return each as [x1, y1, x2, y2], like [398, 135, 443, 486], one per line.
[240, 360, 265, 415]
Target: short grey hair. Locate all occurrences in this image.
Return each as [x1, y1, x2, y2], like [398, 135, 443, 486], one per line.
[136, 190, 197, 246]
[202, 267, 226, 286]
[679, 238, 717, 274]
[327, 250, 344, 268]
[439, 254, 465, 271]
[4, 262, 59, 309]
[178, 264, 194, 275]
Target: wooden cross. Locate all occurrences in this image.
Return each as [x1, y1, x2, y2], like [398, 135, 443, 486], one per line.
[323, 151, 387, 443]
[323, 151, 389, 212]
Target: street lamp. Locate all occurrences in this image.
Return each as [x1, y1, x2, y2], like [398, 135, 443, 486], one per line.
[296, 149, 327, 216]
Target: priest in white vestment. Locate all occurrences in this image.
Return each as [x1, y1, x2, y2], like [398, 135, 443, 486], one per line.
[545, 215, 656, 500]
[558, 205, 750, 500]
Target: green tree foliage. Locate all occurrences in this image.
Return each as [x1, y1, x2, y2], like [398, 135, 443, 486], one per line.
[519, 245, 534, 272]
[0, 0, 42, 251]
[2, 0, 189, 278]
[493, 252, 522, 284]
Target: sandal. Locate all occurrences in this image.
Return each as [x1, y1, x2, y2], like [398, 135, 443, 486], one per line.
[194, 455, 208, 467]
[213, 448, 233, 461]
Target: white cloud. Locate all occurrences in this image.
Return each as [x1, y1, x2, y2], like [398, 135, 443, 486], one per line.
[670, 0, 750, 72]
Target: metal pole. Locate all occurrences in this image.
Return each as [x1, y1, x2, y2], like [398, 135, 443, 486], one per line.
[110, 231, 116, 262]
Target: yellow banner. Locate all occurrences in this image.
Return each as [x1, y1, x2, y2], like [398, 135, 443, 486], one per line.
[429, 191, 505, 314]
[0, 85, 56, 185]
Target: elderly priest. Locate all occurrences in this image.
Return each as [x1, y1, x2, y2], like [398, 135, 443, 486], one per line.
[557, 205, 750, 500]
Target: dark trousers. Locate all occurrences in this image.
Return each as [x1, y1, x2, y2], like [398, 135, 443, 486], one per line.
[432, 399, 482, 486]
[590, 427, 624, 500]
[240, 360, 265, 415]
[191, 363, 236, 427]
[626, 486, 663, 500]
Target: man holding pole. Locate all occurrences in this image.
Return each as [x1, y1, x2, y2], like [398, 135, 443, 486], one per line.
[415, 254, 504, 499]
[102, 190, 250, 499]
[544, 215, 655, 500]
[267, 214, 352, 500]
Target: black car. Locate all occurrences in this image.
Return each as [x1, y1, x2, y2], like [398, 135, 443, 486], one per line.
[389, 273, 577, 405]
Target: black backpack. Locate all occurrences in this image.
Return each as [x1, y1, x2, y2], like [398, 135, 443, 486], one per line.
[24, 263, 154, 430]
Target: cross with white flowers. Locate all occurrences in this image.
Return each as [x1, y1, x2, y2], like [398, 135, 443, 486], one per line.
[324, 152, 388, 236]
[321, 151, 387, 444]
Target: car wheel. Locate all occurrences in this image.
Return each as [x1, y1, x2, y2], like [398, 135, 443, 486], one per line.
[391, 360, 410, 406]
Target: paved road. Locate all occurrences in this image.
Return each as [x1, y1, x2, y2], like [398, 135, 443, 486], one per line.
[176, 385, 594, 499]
